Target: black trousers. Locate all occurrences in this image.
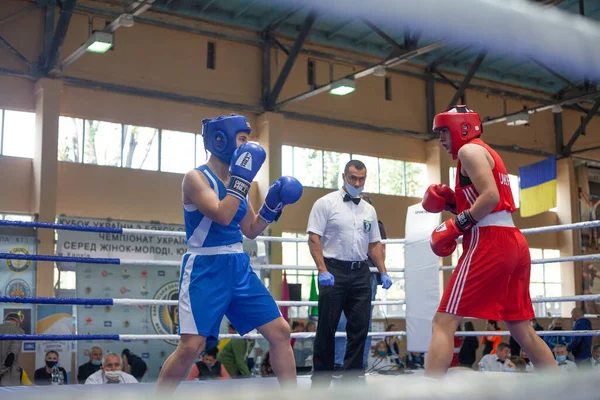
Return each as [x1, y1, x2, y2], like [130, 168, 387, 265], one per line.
[312, 258, 372, 385]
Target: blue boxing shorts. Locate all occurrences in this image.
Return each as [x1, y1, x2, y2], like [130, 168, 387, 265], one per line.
[177, 249, 281, 338]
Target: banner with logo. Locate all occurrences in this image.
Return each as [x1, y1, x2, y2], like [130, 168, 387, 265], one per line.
[35, 305, 73, 382]
[56, 217, 185, 382]
[0, 235, 36, 350]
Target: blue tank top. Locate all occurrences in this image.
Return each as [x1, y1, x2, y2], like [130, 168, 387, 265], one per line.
[184, 165, 247, 249]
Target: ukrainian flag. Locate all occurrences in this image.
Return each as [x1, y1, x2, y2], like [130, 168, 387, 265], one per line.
[519, 156, 557, 217]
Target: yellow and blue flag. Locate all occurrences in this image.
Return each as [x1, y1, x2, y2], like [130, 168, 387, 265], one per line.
[519, 156, 557, 217]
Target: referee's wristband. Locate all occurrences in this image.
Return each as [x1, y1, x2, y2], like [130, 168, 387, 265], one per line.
[227, 176, 251, 201]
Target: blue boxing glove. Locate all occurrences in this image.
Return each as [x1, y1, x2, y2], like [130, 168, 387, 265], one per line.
[227, 143, 267, 201]
[381, 273, 392, 290]
[259, 176, 303, 223]
[318, 272, 335, 287]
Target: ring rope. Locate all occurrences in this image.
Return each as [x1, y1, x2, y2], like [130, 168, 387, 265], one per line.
[0, 329, 598, 341]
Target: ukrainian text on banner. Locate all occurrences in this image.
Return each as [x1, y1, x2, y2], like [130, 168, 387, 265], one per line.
[56, 216, 185, 382]
[0, 235, 36, 351]
[519, 157, 557, 218]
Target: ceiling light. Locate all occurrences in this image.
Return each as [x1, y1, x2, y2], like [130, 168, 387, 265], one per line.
[86, 31, 114, 54]
[329, 78, 355, 96]
[506, 112, 530, 126]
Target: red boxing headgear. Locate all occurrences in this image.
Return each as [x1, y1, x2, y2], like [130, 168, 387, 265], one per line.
[433, 105, 482, 160]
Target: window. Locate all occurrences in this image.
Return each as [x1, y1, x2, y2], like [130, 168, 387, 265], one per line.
[195, 134, 207, 166]
[530, 248, 561, 317]
[384, 76, 392, 101]
[375, 242, 406, 318]
[58, 117, 84, 162]
[283, 145, 426, 195]
[161, 130, 195, 173]
[84, 120, 122, 166]
[1, 213, 33, 221]
[122, 125, 159, 171]
[207, 42, 216, 70]
[307, 59, 316, 87]
[3, 110, 35, 158]
[282, 232, 314, 319]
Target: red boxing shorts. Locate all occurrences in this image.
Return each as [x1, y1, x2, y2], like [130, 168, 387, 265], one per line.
[438, 214, 534, 321]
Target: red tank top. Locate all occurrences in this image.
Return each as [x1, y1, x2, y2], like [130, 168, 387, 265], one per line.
[454, 138, 516, 215]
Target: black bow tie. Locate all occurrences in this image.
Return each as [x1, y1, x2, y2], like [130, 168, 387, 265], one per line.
[497, 359, 505, 364]
[344, 194, 361, 205]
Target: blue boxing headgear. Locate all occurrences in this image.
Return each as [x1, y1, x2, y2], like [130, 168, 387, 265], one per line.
[202, 114, 252, 163]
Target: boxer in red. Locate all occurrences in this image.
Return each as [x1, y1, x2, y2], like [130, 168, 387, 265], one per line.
[422, 105, 558, 376]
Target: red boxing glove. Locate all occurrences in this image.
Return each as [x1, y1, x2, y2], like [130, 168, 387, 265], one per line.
[422, 184, 457, 214]
[430, 210, 477, 257]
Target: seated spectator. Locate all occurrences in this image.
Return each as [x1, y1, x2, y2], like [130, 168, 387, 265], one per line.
[508, 356, 527, 373]
[481, 320, 502, 355]
[121, 349, 147, 382]
[520, 349, 534, 372]
[34, 351, 68, 385]
[568, 308, 592, 365]
[478, 342, 511, 372]
[458, 321, 478, 369]
[85, 353, 138, 384]
[554, 344, 578, 373]
[544, 319, 570, 350]
[289, 321, 304, 349]
[384, 324, 402, 365]
[78, 346, 103, 384]
[218, 337, 255, 378]
[261, 351, 275, 377]
[404, 352, 425, 370]
[591, 344, 600, 370]
[186, 347, 231, 380]
[293, 322, 315, 368]
[366, 341, 394, 372]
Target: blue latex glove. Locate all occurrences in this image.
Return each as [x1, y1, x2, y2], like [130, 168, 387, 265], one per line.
[381, 273, 393, 290]
[318, 272, 335, 287]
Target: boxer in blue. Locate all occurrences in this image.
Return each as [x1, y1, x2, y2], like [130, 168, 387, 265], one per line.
[156, 114, 303, 392]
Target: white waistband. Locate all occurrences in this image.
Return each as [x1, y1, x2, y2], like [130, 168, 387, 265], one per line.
[187, 243, 244, 255]
[476, 210, 515, 228]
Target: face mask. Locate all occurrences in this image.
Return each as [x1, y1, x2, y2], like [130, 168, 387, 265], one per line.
[344, 181, 364, 198]
[505, 368, 516, 373]
[46, 361, 57, 368]
[556, 355, 567, 363]
[104, 370, 121, 381]
[377, 350, 386, 357]
[91, 360, 102, 366]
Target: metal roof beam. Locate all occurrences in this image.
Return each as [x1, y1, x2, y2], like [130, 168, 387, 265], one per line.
[264, 4, 306, 31]
[447, 52, 486, 108]
[271, 36, 289, 55]
[0, 5, 36, 27]
[266, 9, 317, 111]
[326, 19, 354, 39]
[431, 68, 459, 90]
[199, 0, 218, 13]
[563, 100, 600, 155]
[355, 30, 376, 45]
[233, 0, 260, 19]
[360, 18, 404, 54]
[43, 0, 76, 74]
[530, 58, 579, 91]
[0, 35, 31, 70]
[554, 112, 563, 155]
[277, 41, 445, 108]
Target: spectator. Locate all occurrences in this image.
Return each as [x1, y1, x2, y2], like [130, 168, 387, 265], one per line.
[217, 323, 237, 352]
[121, 349, 147, 382]
[186, 347, 230, 380]
[481, 320, 502, 356]
[591, 344, 600, 370]
[218, 338, 255, 378]
[554, 344, 578, 373]
[568, 308, 592, 365]
[478, 342, 512, 372]
[404, 352, 425, 370]
[290, 321, 304, 349]
[544, 319, 571, 350]
[0, 312, 24, 386]
[520, 349, 535, 372]
[261, 351, 275, 377]
[78, 346, 103, 384]
[451, 325, 464, 368]
[366, 341, 393, 373]
[508, 356, 527, 373]
[530, 318, 544, 331]
[384, 324, 402, 366]
[458, 321, 478, 369]
[85, 353, 138, 384]
[34, 350, 68, 385]
[305, 321, 316, 332]
[293, 323, 315, 368]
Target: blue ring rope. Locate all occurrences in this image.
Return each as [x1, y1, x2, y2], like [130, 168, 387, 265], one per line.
[0, 334, 120, 341]
[0, 253, 121, 265]
[0, 220, 124, 234]
[0, 296, 114, 306]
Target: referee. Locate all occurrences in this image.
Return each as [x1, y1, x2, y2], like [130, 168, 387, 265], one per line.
[307, 160, 392, 386]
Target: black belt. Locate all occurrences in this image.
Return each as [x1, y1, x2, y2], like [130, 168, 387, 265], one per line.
[324, 258, 367, 270]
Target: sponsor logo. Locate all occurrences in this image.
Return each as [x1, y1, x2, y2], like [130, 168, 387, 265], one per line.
[151, 281, 179, 346]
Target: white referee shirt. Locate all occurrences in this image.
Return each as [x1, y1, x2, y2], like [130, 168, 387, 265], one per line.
[307, 189, 381, 261]
[478, 354, 511, 372]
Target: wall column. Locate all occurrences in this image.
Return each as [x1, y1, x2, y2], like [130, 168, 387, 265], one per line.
[32, 78, 62, 297]
[256, 112, 285, 299]
[556, 157, 580, 316]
